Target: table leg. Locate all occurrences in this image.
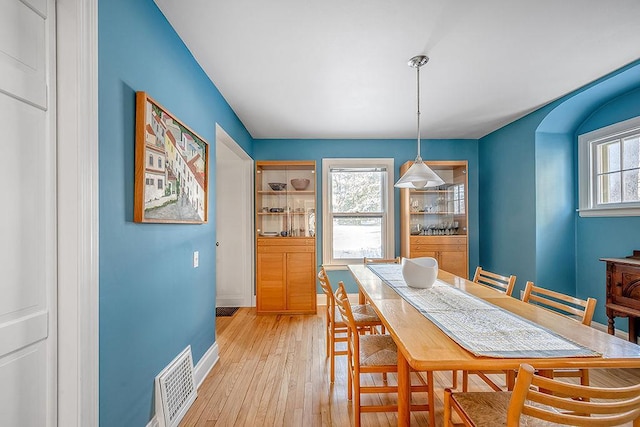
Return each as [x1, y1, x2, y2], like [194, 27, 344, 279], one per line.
[397, 351, 410, 427]
[358, 288, 365, 305]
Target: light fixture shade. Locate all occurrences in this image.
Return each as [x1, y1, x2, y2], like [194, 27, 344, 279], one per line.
[395, 159, 445, 189]
[394, 54, 445, 189]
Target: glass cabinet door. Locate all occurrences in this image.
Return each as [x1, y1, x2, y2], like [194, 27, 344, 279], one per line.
[255, 161, 316, 238]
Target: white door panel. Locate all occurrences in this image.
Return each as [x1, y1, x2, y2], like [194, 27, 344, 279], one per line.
[0, 0, 47, 108]
[0, 94, 46, 321]
[0, 0, 54, 425]
[0, 343, 47, 426]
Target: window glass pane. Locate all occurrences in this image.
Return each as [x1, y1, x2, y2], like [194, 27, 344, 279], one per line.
[623, 169, 640, 203]
[598, 172, 621, 204]
[332, 217, 382, 259]
[623, 136, 640, 170]
[331, 170, 383, 213]
[597, 141, 620, 174]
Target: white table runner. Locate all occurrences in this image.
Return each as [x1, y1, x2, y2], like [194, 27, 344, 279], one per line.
[367, 264, 600, 358]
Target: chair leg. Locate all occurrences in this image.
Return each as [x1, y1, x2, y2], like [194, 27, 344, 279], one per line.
[452, 370, 458, 389]
[443, 388, 453, 427]
[580, 368, 590, 386]
[506, 369, 516, 390]
[353, 367, 361, 427]
[329, 328, 335, 383]
[462, 370, 469, 392]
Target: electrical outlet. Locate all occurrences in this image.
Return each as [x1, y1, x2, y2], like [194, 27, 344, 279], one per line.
[193, 251, 199, 268]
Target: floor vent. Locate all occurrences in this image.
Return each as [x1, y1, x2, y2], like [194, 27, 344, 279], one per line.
[155, 346, 197, 427]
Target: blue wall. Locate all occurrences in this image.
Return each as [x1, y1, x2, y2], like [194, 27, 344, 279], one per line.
[479, 59, 640, 323]
[253, 138, 479, 292]
[478, 107, 548, 295]
[98, 0, 252, 425]
[575, 87, 640, 326]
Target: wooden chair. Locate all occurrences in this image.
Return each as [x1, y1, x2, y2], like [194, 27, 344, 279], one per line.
[461, 266, 518, 391]
[334, 281, 435, 427]
[473, 266, 516, 296]
[317, 267, 383, 382]
[522, 280, 597, 387]
[445, 363, 640, 426]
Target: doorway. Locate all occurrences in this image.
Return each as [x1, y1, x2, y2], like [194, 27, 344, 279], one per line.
[215, 125, 254, 307]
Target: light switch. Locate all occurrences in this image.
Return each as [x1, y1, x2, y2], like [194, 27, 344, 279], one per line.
[193, 251, 199, 268]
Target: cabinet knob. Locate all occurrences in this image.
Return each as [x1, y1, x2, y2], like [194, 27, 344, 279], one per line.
[216, 242, 220, 247]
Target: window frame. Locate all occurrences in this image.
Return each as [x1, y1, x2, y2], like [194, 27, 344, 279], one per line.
[578, 116, 640, 217]
[322, 158, 395, 269]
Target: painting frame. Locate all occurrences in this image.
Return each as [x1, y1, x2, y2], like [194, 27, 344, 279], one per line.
[134, 92, 209, 224]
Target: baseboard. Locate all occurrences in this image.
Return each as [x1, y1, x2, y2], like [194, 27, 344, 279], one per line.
[146, 342, 220, 427]
[193, 342, 219, 388]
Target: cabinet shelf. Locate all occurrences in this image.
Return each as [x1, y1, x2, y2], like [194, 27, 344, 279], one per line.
[257, 212, 310, 216]
[255, 160, 317, 315]
[257, 190, 315, 195]
[400, 160, 469, 278]
[410, 211, 461, 215]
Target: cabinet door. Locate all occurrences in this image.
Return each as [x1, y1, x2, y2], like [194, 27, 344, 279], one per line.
[286, 251, 316, 312]
[256, 252, 287, 312]
[439, 250, 467, 278]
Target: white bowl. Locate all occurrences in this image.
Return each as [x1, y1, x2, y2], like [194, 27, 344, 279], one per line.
[401, 257, 438, 289]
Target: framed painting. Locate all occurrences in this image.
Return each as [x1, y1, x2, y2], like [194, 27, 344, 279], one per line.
[134, 92, 209, 223]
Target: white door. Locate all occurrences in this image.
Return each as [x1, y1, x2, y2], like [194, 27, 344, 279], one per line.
[0, 0, 56, 426]
[215, 125, 254, 307]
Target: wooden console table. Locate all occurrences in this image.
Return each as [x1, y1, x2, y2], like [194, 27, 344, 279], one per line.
[601, 251, 640, 343]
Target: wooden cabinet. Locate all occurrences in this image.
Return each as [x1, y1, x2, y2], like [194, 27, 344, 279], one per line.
[400, 161, 469, 278]
[255, 161, 316, 314]
[601, 251, 640, 343]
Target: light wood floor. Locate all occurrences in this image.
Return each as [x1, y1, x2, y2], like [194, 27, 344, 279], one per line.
[180, 308, 640, 426]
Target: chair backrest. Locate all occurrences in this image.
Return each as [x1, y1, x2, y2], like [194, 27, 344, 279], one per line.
[521, 281, 596, 326]
[473, 266, 516, 296]
[334, 281, 356, 330]
[317, 267, 336, 317]
[364, 257, 401, 264]
[507, 363, 640, 426]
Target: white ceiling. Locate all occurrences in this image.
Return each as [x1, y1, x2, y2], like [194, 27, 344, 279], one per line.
[154, 0, 640, 140]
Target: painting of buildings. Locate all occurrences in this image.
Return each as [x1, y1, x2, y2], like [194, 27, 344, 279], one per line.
[134, 92, 208, 223]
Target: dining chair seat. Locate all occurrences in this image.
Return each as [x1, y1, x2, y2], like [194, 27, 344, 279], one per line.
[318, 266, 384, 383]
[445, 363, 640, 427]
[338, 304, 381, 325]
[359, 334, 397, 366]
[449, 391, 557, 427]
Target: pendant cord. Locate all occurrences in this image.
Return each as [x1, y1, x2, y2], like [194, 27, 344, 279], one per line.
[416, 63, 422, 161]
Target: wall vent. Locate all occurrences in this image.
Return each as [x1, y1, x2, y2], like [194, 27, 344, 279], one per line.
[155, 346, 197, 427]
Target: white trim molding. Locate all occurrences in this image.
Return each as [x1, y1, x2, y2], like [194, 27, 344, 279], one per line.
[193, 342, 219, 389]
[56, 0, 99, 425]
[578, 115, 640, 217]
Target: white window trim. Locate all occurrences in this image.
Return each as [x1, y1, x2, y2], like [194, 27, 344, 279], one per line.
[578, 116, 640, 217]
[322, 158, 395, 268]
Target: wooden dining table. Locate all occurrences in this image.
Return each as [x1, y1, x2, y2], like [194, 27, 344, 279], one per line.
[348, 264, 640, 427]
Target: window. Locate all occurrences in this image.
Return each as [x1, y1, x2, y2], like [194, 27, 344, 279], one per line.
[158, 158, 162, 168]
[579, 116, 640, 216]
[148, 154, 153, 166]
[157, 179, 163, 190]
[322, 158, 394, 267]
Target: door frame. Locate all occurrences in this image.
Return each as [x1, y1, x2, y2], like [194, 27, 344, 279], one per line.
[215, 125, 255, 307]
[57, 0, 99, 425]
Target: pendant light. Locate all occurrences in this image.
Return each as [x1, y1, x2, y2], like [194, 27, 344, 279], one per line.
[394, 55, 444, 189]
